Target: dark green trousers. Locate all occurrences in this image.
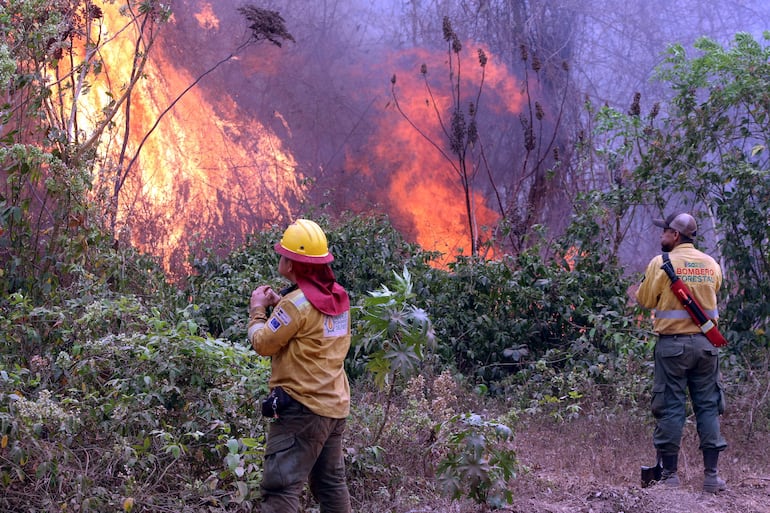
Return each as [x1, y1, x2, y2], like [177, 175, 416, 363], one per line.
[260, 401, 350, 513]
[651, 333, 727, 455]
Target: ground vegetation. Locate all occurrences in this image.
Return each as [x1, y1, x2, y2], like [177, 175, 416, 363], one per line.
[1, 2, 769, 511]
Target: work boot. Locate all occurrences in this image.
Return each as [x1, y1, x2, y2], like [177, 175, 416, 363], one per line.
[659, 453, 680, 488]
[703, 449, 727, 493]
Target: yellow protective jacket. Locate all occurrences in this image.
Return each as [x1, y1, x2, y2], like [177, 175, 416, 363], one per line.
[248, 288, 351, 419]
[636, 243, 722, 335]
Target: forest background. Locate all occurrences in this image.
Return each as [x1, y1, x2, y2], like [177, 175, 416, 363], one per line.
[1, 0, 770, 512]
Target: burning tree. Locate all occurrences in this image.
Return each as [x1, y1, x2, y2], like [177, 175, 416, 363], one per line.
[390, 16, 572, 259]
[391, 17, 488, 257]
[0, 0, 172, 296]
[0, 1, 297, 291]
[103, 4, 298, 276]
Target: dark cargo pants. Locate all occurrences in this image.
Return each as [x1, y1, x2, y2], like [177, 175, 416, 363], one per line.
[260, 401, 351, 513]
[651, 333, 727, 455]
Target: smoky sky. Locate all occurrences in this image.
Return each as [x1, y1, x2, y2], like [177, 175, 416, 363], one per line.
[166, 0, 770, 177]
[152, 0, 770, 269]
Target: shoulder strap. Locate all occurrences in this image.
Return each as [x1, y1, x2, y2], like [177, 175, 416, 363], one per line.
[660, 252, 678, 282]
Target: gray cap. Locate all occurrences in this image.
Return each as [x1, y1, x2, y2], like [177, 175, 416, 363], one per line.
[653, 212, 697, 238]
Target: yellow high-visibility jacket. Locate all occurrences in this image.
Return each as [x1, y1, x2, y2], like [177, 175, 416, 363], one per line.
[248, 288, 351, 419]
[636, 243, 722, 335]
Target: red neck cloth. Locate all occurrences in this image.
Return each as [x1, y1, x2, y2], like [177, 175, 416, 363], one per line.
[292, 262, 350, 316]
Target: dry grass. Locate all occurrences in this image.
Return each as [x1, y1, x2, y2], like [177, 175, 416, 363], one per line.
[505, 410, 770, 513]
[345, 374, 770, 513]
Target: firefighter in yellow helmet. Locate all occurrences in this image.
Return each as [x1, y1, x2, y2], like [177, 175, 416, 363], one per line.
[248, 219, 351, 513]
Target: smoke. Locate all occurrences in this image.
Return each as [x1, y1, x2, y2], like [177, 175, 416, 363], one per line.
[106, 0, 770, 274]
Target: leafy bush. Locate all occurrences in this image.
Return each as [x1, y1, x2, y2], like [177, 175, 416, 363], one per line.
[0, 288, 270, 511]
[186, 226, 285, 339]
[350, 266, 436, 447]
[187, 213, 437, 340]
[352, 267, 436, 385]
[436, 413, 516, 510]
[423, 240, 638, 388]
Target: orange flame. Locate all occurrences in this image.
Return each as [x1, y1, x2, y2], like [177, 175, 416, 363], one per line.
[349, 44, 524, 263]
[563, 245, 581, 271]
[76, 4, 303, 275]
[68, 4, 527, 275]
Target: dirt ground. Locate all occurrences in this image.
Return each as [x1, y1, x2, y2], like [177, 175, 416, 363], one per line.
[504, 412, 770, 513]
[379, 410, 770, 513]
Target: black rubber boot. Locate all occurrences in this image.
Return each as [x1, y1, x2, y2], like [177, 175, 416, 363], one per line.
[703, 449, 727, 493]
[659, 452, 680, 488]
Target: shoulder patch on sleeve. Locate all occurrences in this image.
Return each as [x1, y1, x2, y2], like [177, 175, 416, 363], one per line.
[268, 318, 282, 332]
[323, 311, 349, 337]
[274, 306, 292, 325]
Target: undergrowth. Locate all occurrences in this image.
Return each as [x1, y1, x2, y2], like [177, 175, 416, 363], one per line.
[1, 215, 768, 512]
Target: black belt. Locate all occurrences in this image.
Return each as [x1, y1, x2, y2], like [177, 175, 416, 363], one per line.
[658, 334, 703, 340]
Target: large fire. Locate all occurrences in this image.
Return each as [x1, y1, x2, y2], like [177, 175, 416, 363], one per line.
[350, 45, 525, 261]
[73, 2, 527, 275]
[79, 3, 303, 275]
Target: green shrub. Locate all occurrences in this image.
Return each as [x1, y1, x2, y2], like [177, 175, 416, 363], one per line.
[0, 290, 270, 511]
[423, 241, 637, 388]
[186, 213, 437, 341]
[436, 413, 516, 509]
[186, 226, 285, 339]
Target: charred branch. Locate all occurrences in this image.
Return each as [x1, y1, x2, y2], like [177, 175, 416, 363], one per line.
[238, 6, 295, 47]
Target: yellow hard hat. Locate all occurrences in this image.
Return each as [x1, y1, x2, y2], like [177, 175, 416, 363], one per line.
[274, 219, 334, 263]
